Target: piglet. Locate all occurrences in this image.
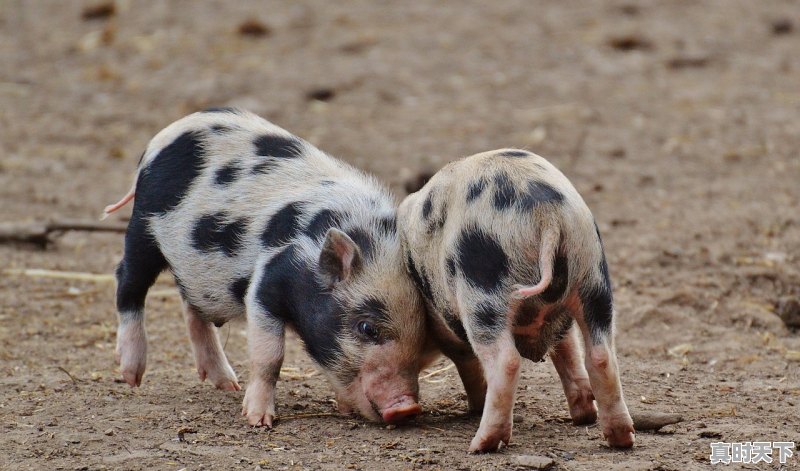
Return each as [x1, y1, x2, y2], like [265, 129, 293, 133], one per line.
[398, 149, 634, 452]
[105, 108, 427, 427]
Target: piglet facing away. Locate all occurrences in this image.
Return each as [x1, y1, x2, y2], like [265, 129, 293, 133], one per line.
[106, 108, 427, 426]
[398, 149, 634, 452]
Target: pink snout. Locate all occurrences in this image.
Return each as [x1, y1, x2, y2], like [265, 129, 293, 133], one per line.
[380, 395, 422, 424]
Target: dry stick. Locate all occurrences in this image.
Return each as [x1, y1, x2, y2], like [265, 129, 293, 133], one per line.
[420, 363, 454, 379]
[55, 366, 82, 386]
[0, 219, 128, 248]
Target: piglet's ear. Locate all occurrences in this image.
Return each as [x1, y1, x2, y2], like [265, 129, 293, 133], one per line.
[319, 228, 363, 285]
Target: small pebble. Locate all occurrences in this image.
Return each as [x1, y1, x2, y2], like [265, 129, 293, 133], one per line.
[104, 428, 115, 436]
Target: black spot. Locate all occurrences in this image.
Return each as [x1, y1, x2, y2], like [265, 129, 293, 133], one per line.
[456, 228, 509, 292]
[519, 181, 564, 210]
[210, 124, 232, 133]
[472, 302, 505, 343]
[492, 172, 517, 210]
[580, 283, 613, 344]
[378, 215, 397, 235]
[466, 178, 487, 203]
[261, 202, 303, 248]
[214, 162, 241, 186]
[254, 134, 304, 159]
[252, 160, 279, 174]
[581, 223, 614, 343]
[499, 150, 531, 158]
[445, 257, 456, 279]
[192, 213, 248, 257]
[540, 255, 569, 303]
[134, 131, 205, 215]
[320, 180, 335, 186]
[202, 107, 239, 114]
[421, 192, 433, 220]
[444, 311, 469, 343]
[304, 209, 342, 241]
[406, 253, 434, 302]
[229, 276, 251, 304]
[256, 245, 345, 368]
[345, 227, 375, 261]
[115, 216, 168, 314]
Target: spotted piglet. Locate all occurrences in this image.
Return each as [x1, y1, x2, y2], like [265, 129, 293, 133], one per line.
[398, 149, 634, 452]
[105, 108, 428, 427]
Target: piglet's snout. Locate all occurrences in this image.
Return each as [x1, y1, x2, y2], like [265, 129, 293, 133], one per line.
[381, 394, 422, 424]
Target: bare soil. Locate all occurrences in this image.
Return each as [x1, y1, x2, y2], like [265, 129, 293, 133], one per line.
[2, 1, 799, 470]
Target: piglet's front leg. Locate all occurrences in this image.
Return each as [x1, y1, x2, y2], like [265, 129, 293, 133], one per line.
[242, 311, 285, 428]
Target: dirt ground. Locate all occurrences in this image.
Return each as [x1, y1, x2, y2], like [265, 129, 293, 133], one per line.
[2, 1, 799, 469]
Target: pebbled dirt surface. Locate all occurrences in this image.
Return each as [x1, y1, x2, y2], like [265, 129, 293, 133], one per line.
[2, 1, 799, 470]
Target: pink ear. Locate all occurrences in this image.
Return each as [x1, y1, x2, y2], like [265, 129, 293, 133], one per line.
[319, 228, 363, 284]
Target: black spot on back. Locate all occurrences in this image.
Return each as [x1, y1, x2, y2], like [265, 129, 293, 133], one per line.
[256, 245, 345, 368]
[540, 255, 569, 303]
[305, 209, 342, 241]
[252, 160, 279, 174]
[498, 150, 531, 158]
[229, 276, 251, 304]
[210, 124, 232, 133]
[407, 253, 434, 302]
[345, 227, 375, 261]
[134, 131, 205, 215]
[254, 134, 304, 159]
[262, 202, 303, 248]
[466, 178, 487, 203]
[192, 213, 248, 257]
[493, 172, 517, 210]
[421, 192, 433, 220]
[519, 181, 564, 210]
[214, 162, 241, 186]
[202, 107, 239, 114]
[378, 215, 397, 235]
[472, 302, 505, 343]
[456, 228, 509, 292]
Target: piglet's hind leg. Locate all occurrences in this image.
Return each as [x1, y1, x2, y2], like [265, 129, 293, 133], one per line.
[573, 285, 634, 448]
[550, 322, 597, 425]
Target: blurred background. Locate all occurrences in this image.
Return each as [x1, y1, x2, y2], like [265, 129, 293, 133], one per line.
[1, 1, 798, 469]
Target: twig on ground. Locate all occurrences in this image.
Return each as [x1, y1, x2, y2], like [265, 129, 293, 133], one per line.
[55, 366, 83, 386]
[420, 363, 454, 379]
[0, 219, 127, 248]
[4, 268, 116, 283]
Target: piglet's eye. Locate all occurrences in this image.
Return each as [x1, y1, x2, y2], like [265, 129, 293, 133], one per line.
[357, 321, 380, 341]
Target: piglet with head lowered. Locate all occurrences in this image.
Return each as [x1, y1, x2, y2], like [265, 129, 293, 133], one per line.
[105, 108, 428, 426]
[398, 149, 634, 452]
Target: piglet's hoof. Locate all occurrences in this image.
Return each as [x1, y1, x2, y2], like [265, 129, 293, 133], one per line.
[604, 424, 635, 448]
[468, 424, 511, 453]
